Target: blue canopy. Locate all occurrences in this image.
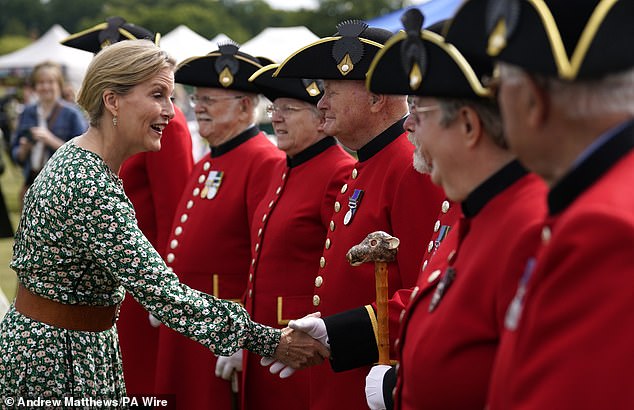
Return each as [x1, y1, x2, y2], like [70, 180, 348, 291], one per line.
[367, 0, 464, 32]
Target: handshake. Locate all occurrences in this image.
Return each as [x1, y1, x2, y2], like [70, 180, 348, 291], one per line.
[215, 312, 328, 381]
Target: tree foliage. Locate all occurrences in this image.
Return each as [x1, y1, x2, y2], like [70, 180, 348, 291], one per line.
[0, 0, 411, 54]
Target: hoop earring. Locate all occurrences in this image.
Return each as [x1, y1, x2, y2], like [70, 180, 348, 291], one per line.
[113, 115, 118, 127]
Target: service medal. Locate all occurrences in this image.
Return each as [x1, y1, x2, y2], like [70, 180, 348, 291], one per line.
[505, 257, 536, 330]
[343, 189, 364, 226]
[202, 170, 224, 199]
[428, 267, 456, 312]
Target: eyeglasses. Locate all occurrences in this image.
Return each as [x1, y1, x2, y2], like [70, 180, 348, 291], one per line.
[408, 103, 440, 125]
[189, 94, 244, 108]
[266, 104, 312, 117]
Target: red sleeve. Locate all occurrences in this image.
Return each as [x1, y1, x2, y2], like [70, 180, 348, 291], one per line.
[145, 107, 193, 255]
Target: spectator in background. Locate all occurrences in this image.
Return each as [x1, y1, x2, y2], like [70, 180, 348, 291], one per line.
[61, 17, 194, 396]
[11, 61, 88, 204]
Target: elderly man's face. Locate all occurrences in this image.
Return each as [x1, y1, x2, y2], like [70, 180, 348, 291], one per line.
[191, 87, 245, 146]
[317, 80, 372, 149]
[405, 96, 465, 201]
[496, 65, 549, 177]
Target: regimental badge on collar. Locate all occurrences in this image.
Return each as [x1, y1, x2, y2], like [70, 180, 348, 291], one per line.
[343, 188, 364, 225]
[201, 170, 224, 199]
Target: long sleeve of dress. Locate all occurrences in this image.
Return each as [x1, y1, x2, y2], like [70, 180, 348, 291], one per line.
[77, 173, 280, 358]
[11, 142, 280, 358]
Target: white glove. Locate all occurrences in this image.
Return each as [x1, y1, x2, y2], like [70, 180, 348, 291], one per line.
[260, 356, 296, 378]
[288, 312, 329, 348]
[366, 365, 391, 410]
[148, 313, 161, 327]
[215, 350, 243, 381]
[260, 312, 329, 379]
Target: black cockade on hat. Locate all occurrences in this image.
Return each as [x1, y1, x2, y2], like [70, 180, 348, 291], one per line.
[215, 42, 241, 88]
[400, 9, 428, 90]
[332, 20, 368, 76]
[485, 0, 521, 56]
[98, 17, 126, 48]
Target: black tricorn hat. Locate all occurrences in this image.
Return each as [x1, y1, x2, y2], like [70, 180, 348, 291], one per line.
[273, 20, 393, 80]
[481, 0, 634, 80]
[60, 17, 160, 53]
[366, 8, 493, 99]
[175, 43, 263, 92]
[249, 64, 324, 104]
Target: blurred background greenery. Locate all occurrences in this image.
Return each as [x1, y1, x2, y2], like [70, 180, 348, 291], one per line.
[0, 0, 418, 55]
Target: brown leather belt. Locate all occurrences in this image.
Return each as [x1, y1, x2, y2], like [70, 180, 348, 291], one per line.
[14, 284, 118, 332]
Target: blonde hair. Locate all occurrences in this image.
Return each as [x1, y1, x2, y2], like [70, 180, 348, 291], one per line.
[77, 39, 171, 126]
[31, 61, 65, 91]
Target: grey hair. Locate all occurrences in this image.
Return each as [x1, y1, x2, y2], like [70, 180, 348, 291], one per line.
[436, 98, 506, 149]
[498, 62, 634, 118]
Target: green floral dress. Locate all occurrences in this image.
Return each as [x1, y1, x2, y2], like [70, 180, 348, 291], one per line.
[0, 140, 281, 401]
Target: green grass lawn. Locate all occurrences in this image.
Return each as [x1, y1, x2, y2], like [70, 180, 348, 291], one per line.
[0, 154, 22, 301]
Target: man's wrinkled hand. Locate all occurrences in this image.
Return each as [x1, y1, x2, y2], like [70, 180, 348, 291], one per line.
[272, 326, 330, 370]
[288, 311, 329, 348]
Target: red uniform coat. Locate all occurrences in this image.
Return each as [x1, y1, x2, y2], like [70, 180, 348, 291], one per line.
[308, 119, 444, 410]
[394, 161, 546, 410]
[242, 137, 354, 410]
[489, 121, 634, 410]
[116, 106, 193, 395]
[154, 126, 284, 409]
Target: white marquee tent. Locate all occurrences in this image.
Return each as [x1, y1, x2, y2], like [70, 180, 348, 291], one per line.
[240, 26, 318, 63]
[0, 25, 92, 89]
[160, 25, 232, 63]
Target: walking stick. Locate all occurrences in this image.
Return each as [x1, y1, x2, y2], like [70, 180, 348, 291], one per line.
[231, 371, 239, 410]
[346, 231, 400, 365]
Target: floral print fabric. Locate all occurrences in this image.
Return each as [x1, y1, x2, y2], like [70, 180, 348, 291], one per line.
[0, 140, 280, 400]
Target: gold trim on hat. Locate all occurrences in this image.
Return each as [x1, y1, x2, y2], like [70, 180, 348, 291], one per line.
[273, 36, 385, 78]
[60, 22, 108, 44]
[248, 63, 279, 82]
[177, 52, 263, 73]
[117, 27, 138, 41]
[515, 0, 618, 80]
[367, 30, 492, 98]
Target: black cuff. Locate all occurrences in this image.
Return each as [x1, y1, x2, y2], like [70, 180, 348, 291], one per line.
[383, 365, 396, 410]
[324, 307, 378, 372]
